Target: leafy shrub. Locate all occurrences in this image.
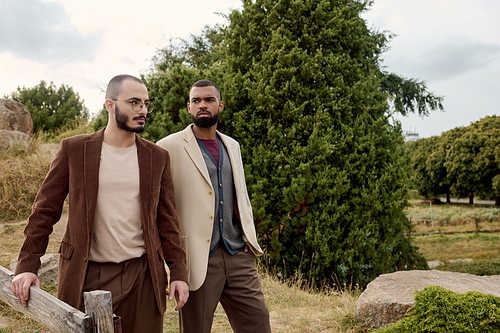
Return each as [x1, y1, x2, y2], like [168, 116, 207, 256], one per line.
[377, 285, 500, 333]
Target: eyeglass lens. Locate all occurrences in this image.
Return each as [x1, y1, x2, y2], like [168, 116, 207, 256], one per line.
[132, 101, 154, 113]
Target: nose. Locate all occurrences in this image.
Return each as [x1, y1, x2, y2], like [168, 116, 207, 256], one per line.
[199, 100, 208, 109]
[138, 103, 148, 116]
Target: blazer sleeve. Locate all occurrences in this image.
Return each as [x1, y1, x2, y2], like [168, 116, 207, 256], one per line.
[15, 139, 70, 275]
[156, 150, 188, 284]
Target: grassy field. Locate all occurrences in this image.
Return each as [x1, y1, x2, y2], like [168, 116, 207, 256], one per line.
[2, 203, 499, 332]
[1, 142, 500, 332]
[407, 201, 500, 233]
[407, 201, 500, 262]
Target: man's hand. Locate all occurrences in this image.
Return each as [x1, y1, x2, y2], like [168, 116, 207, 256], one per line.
[168, 280, 189, 311]
[11, 272, 40, 307]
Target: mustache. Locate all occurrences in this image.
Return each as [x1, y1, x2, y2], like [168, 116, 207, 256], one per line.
[133, 115, 147, 121]
[196, 110, 212, 116]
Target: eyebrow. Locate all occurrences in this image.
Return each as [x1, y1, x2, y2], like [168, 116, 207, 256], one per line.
[127, 97, 152, 102]
[191, 96, 216, 101]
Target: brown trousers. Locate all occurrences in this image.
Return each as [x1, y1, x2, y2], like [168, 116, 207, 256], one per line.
[83, 254, 163, 333]
[179, 245, 271, 333]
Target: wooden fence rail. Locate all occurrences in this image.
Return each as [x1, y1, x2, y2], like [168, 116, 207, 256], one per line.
[0, 265, 116, 332]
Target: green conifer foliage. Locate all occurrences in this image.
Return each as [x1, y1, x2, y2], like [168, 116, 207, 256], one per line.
[141, 66, 199, 142]
[221, 0, 426, 287]
[141, 31, 224, 142]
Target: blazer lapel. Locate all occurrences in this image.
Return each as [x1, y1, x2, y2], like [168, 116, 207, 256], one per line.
[183, 126, 212, 187]
[137, 137, 152, 230]
[84, 129, 104, 229]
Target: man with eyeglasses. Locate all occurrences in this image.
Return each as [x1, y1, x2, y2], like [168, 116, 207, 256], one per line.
[157, 79, 271, 333]
[11, 74, 188, 333]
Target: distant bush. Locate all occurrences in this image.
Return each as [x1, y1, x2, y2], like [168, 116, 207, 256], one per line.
[435, 256, 500, 276]
[377, 285, 500, 333]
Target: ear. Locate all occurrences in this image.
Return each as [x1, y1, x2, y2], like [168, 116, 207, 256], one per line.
[218, 100, 224, 113]
[105, 99, 114, 114]
[187, 102, 191, 113]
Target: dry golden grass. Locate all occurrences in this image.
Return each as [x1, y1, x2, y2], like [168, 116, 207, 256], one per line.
[162, 272, 363, 333]
[0, 140, 53, 221]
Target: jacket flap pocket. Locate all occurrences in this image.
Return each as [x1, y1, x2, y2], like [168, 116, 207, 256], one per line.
[58, 241, 74, 259]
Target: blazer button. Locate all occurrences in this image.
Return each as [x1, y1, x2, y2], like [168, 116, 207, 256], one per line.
[209, 191, 213, 195]
[206, 239, 210, 243]
[210, 215, 214, 219]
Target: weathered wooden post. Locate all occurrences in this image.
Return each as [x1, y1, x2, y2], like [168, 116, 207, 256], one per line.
[84, 290, 115, 333]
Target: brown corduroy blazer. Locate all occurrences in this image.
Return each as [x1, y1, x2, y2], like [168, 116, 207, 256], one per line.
[15, 128, 187, 313]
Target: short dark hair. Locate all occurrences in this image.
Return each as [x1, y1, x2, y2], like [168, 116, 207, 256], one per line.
[105, 74, 144, 100]
[191, 80, 221, 101]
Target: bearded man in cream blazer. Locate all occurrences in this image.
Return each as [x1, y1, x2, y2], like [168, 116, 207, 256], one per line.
[157, 80, 271, 333]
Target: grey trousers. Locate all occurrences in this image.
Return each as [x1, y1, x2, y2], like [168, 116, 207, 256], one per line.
[179, 244, 271, 333]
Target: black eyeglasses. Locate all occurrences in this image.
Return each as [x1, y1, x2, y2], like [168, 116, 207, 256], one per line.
[112, 99, 154, 113]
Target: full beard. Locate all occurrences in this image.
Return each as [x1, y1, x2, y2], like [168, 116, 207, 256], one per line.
[115, 105, 146, 133]
[191, 111, 219, 128]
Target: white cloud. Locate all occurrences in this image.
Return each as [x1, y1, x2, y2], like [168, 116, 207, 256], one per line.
[385, 35, 500, 82]
[364, 0, 500, 138]
[0, 0, 103, 63]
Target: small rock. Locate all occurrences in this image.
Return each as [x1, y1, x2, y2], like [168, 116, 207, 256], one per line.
[10, 253, 60, 284]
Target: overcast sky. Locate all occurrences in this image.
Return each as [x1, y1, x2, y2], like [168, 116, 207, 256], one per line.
[1, 0, 498, 139]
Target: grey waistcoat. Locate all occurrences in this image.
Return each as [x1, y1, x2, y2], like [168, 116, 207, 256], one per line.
[197, 136, 245, 256]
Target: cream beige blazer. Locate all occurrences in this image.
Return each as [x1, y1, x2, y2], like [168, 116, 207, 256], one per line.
[157, 125, 263, 291]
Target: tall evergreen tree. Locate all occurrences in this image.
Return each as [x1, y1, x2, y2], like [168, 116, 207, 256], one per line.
[140, 29, 225, 142]
[221, 0, 426, 287]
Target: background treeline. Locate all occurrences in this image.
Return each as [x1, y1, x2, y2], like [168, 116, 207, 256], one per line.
[408, 115, 500, 205]
[4, 80, 89, 138]
[5, 0, 449, 288]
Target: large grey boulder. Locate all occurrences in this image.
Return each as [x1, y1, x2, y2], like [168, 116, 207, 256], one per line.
[10, 253, 60, 284]
[0, 98, 33, 149]
[356, 270, 500, 329]
[0, 98, 33, 135]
